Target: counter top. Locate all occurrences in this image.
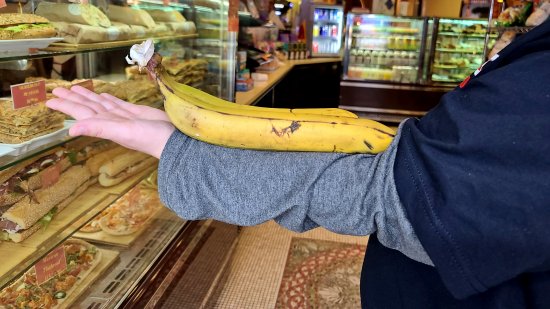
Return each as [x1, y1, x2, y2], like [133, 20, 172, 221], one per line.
[235, 57, 341, 106]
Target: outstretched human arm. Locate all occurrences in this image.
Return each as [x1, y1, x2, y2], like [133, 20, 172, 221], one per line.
[47, 85, 432, 266]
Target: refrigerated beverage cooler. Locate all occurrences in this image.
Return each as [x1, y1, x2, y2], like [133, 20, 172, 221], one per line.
[306, 5, 344, 57]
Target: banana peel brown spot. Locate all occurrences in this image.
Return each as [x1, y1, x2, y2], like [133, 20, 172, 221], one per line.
[271, 121, 301, 137]
[363, 140, 374, 150]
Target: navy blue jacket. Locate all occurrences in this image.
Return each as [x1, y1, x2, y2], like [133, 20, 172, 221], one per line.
[362, 20, 550, 308]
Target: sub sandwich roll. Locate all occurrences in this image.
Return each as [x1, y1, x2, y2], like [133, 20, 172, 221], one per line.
[86, 146, 129, 176]
[1, 165, 91, 242]
[98, 151, 157, 187]
[64, 137, 118, 165]
[0, 13, 57, 40]
[0, 148, 72, 211]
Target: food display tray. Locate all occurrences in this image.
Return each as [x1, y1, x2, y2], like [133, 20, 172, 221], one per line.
[0, 120, 75, 157]
[58, 248, 119, 309]
[0, 37, 64, 53]
[0, 166, 156, 289]
[74, 207, 166, 248]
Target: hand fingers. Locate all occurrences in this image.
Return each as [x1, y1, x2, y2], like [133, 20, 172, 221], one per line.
[99, 93, 170, 122]
[69, 118, 135, 148]
[46, 98, 99, 120]
[52, 87, 108, 114]
[71, 86, 119, 110]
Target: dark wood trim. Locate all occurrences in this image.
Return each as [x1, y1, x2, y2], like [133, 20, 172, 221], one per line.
[119, 221, 209, 308]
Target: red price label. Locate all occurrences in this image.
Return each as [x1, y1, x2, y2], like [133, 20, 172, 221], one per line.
[0, 0, 6, 9]
[41, 162, 62, 189]
[35, 246, 67, 285]
[10, 80, 47, 110]
[73, 79, 94, 92]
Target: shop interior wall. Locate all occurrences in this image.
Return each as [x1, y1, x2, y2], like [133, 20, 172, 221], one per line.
[421, 0, 462, 17]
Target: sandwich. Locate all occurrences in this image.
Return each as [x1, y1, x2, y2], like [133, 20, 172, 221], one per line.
[98, 150, 158, 187]
[103, 5, 156, 29]
[1, 165, 91, 242]
[0, 13, 57, 40]
[0, 138, 116, 242]
[35, 2, 112, 28]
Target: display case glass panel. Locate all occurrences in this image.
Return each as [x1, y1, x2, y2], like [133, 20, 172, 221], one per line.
[0, 0, 236, 305]
[428, 18, 495, 84]
[342, 14, 427, 84]
[310, 5, 344, 57]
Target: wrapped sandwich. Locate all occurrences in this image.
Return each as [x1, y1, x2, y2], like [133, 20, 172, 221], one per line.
[35, 2, 111, 28]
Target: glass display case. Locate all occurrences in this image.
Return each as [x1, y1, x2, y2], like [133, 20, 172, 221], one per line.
[0, 0, 238, 307]
[308, 4, 344, 57]
[427, 18, 496, 85]
[342, 14, 429, 84]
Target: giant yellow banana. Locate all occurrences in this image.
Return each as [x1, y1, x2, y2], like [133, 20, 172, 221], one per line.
[159, 70, 359, 119]
[156, 75, 395, 154]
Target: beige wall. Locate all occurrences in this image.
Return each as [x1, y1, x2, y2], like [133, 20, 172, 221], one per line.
[421, 0, 463, 18]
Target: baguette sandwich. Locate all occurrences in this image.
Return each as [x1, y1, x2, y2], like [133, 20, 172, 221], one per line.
[0, 13, 57, 40]
[0, 138, 116, 243]
[1, 165, 91, 242]
[98, 151, 157, 187]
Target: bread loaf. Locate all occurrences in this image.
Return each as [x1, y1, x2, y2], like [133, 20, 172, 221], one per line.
[104, 5, 156, 29]
[35, 2, 111, 28]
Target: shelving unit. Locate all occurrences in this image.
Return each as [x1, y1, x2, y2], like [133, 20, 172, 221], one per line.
[427, 18, 494, 85]
[342, 14, 428, 84]
[0, 0, 239, 307]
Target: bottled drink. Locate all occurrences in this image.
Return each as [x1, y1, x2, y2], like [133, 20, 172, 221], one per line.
[350, 49, 357, 64]
[363, 50, 371, 65]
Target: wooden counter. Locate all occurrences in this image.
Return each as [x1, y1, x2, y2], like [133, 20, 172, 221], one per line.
[235, 58, 341, 106]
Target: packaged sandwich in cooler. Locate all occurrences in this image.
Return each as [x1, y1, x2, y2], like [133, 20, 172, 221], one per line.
[52, 21, 134, 44]
[0, 238, 102, 308]
[0, 99, 65, 144]
[0, 13, 57, 40]
[35, 2, 111, 28]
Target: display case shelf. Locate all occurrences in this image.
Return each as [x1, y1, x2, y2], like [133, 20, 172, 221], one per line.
[0, 166, 157, 289]
[0, 35, 197, 63]
[435, 48, 483, 54]
[0, 0, 238, 304]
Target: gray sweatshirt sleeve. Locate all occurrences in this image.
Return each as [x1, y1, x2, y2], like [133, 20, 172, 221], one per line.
[158, 124, 433, 265]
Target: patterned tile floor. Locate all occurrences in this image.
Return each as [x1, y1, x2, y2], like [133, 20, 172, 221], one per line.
[205, 221, 369, 308]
